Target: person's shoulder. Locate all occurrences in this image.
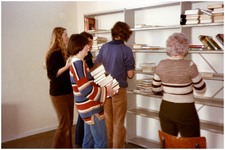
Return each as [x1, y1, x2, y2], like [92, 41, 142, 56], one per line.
[49, 49, 61, 59]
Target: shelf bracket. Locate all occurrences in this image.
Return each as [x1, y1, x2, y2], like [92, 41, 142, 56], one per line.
[199, 53, 218, 74]
[212, 86, 224, 98]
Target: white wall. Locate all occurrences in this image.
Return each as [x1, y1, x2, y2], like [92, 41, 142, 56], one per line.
[2, 1, 224, 148]
[2, 1, 78, 142]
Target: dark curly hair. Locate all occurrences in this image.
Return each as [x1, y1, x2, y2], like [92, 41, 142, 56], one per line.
[111, 21, 132, 42]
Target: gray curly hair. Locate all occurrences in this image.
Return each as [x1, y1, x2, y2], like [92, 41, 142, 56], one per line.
[166, 32, 189, 56]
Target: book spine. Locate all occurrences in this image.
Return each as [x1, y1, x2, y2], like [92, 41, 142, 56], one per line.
[213, 36, 224, 50]
[203, 37, 215, 50]
[198, 35, 212, 50]
[189, 48, 203, 51]
[189, 45, 205, 48]
[216, 34, 224, 45]
[205, 36, 218, 50]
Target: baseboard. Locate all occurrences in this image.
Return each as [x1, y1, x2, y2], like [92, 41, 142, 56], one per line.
[2, 122, 77, 143]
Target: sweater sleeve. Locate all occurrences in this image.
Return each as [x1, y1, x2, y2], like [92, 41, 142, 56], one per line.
[189, 61, 206, 94]
[47, 51, 63, 80]
[124, 47, 135, 71]
[70, 60, 107, 103]
[152, 62, 163, 93]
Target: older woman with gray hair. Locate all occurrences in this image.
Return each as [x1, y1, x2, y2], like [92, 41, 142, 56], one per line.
[152, 32, 206, 137]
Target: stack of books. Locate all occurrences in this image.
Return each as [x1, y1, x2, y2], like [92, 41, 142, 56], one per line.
[140, 79, 153, 94]
[92, 36, 108, 50]
[84, 18, 96, 31]
[133, 44, 160, 50]
[90, 62, 120, 92]
[185, 9, 201, 24]
[189, 45, 206, 51]
[198, 34, 223, 50]
[208, 4, 224, 23]
[139, 62, 156, 73]
[199, 9, 213, 24]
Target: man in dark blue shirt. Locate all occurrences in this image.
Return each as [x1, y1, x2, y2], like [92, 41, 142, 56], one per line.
[94, 21, 135, 148]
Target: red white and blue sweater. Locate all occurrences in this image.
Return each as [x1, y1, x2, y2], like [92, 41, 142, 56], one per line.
[152, 57, 206, 103]
[69, 57, 107, 125]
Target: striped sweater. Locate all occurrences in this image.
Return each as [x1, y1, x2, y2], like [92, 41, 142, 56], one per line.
[152, 57, 206, 103]
[69, 57, 107, 125]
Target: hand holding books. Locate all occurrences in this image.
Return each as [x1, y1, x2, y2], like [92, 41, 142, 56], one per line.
[90, 62, 120, 97]
[106, 81, 118, 97]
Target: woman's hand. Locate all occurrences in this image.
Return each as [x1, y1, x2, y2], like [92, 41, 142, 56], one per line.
[65, 57, 72, 69]
[56, 58, 72, 77]
[106, 81, 118, 97]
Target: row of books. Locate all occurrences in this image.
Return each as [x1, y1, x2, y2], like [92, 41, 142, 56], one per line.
[198, 34, 224, 50]
[90, 62, 120, 92]
[184, 3, 224, 25]
[92, 36, 108, 50]
[189, 34, 224, 51]
[133, 44, 160, 50]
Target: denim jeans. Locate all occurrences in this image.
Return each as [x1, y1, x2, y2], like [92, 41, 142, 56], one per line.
[82, 115, 107, 148]
[75, 114, 84, 146]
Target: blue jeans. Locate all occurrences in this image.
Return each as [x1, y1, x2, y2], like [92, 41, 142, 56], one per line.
[82, 115, 107, 148]
[75, 114, 84, 146]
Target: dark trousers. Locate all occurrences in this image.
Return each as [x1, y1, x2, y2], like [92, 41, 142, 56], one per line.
[51, 93, 74, 148]
[75, 114, 84, 146]
[159, 100, 200, 137]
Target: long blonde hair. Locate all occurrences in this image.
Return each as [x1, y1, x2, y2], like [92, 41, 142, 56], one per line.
[43, 27, 68, 69]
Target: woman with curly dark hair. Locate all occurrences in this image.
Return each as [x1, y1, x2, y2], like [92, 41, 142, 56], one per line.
[94, 21, 135, 148]
[44, 27, 74, 148]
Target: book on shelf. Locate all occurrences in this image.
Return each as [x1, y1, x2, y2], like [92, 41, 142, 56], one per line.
[207, 4, 224, 10]
[84, 18, 96, 31]
[200, 14, 212, 20]
[198, 35, 222, 50]
[212, 8, 224, 14]
[180, 14, 186, 25]
[186, 14, 199, 20]
[214, 15, 224, 23]
[198, 35, 214, 50]
[133, 44, 147, 50]
[133, 44, 160, 50]
[93, 36, 107, 41]
[92, 36, 108, 50]
[205, 36, 222, 50]
[90, 62, 120, 92]
[189, 44, 207, 50]
[200, 19, 213, 24]
[189, 48, 208, 51]
[139, 63, 156, 73]
[213, 36, 224, 50]
[142, 46, 160, 50]
[134, 24, 150, 28]
[200, 72, 214, 77]
[200, 9, 213, 16]
[216, 34, 224, 45]
[186, 19, 199, 25]
[185, 9, 201, 15]
[189, 45, 205, 48]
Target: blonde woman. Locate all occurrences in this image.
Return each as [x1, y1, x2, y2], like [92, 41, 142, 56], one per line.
[44, 27, 74, 148]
